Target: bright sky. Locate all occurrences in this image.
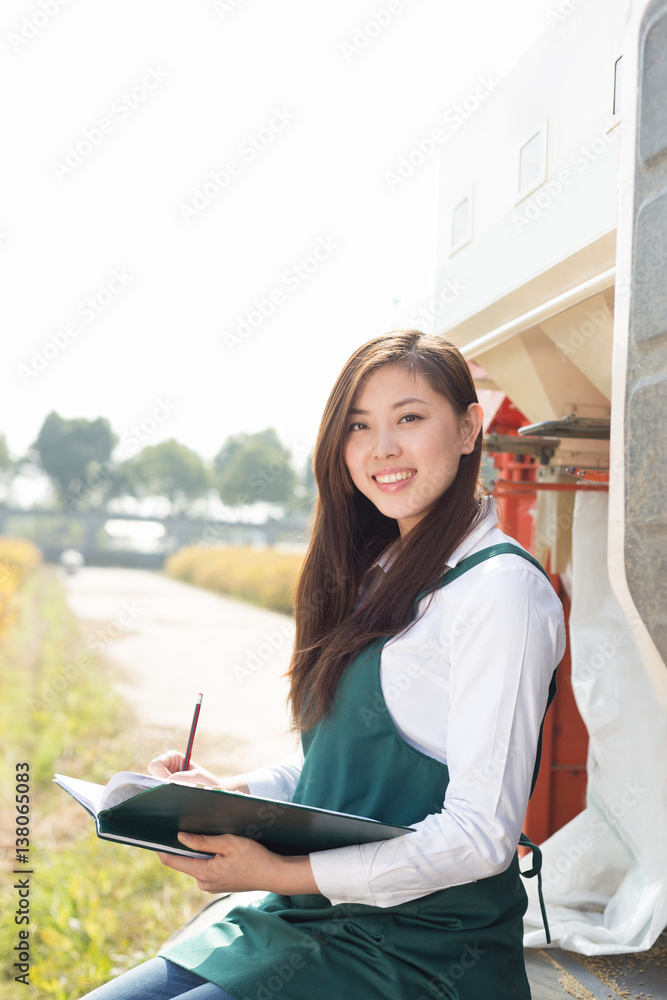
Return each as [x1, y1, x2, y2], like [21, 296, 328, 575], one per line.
[1, 0, 556, 475]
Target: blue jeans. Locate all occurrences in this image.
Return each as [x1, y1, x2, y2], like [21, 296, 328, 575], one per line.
[78, 957, 235, 999]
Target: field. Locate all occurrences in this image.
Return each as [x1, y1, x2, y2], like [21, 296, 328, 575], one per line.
[165, 544, 304, 614]
[0, 558, 206, 1000]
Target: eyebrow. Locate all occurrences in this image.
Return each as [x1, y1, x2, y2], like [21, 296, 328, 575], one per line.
[348, 396, 432, 415]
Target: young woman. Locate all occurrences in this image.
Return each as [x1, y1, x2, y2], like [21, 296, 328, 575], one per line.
[81, 330, 565, 1000]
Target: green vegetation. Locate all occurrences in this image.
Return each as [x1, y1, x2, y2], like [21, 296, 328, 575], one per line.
[165, 545, 304, 614]
[214, 428, 298, 508]
[31, 412, 117, 508]
[6, 412, 315, 517]
[122, 439, 210, 512]
[0, 564, 204, 999]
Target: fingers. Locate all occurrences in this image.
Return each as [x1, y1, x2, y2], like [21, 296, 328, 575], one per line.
[147, 759, 171, 778]
[177, 831, 248, 855]
[166, 768, 209, 786]
[147, 751, 185, 777]
[147, 756, 245, 791]
[156, 850, 208, 878]
[177, 831, 207, 850]
[177, 831, 238, 853]
[158, 835, 277, 894]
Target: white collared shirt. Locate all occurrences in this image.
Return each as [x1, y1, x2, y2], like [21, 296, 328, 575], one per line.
[240, 497, 566, 908]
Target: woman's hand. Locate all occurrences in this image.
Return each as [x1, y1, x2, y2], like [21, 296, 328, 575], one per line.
[147, 750, 249, 793]
[156, 833, 318, 896]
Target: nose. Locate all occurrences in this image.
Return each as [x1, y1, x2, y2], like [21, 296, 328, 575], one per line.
[371, 425, 400, 460]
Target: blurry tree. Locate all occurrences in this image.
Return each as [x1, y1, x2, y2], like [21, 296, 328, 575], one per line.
[282, 449, 317, 516]
[122, 439, 211, 512]
[102, 462, 139, 504]
[0, 433, 16, 500]
[214, 429, 296, 507]
[0, 434, 12, 472]
[302, 449, 317, 504]
[31, 412, 117, 508]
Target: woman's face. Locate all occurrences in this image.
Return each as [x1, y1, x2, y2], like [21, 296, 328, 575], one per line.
[343, 364, 483, 537]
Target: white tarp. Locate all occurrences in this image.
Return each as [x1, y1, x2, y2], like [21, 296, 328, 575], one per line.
[523, 490, 667, 953]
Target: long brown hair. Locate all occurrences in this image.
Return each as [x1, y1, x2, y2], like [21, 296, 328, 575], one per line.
[287, 330, 486, 731]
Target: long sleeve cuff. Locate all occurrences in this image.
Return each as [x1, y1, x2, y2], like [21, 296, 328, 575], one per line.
[309, 843, 377, 906]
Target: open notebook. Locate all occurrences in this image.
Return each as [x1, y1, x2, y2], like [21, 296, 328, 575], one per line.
[54, 772, 414, 858]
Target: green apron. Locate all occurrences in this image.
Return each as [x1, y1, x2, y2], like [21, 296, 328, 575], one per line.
[162, 544, 554, 1000]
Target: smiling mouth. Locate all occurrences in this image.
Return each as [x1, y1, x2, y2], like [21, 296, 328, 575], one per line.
[373, 471, 416, 484]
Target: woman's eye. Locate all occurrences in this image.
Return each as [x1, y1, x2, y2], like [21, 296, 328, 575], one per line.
[399, 413, 422, 424]
[348, 421, 367, 432]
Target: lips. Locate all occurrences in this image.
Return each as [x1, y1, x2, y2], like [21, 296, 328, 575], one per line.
[373, 470, 416, 484]
[371, 469, 417, 492]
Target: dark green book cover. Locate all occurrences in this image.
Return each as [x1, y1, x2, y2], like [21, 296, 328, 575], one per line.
[54, 772, 413, 858]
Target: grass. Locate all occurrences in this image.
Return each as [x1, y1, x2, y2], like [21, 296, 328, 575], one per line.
[165, 544, 304, 615]
[0, 566, 206, 999]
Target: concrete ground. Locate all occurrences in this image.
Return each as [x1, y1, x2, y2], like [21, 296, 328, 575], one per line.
[526, 932, 667, 998]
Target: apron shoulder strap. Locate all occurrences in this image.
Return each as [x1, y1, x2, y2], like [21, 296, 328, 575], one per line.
[416, 541, 552, 604]
[442, 542, 552, 585]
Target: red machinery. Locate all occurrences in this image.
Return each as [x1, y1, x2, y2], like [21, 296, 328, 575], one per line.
[484, 395, 589, 844]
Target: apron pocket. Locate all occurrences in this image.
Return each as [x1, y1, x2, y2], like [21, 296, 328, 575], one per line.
[345, 912, 392, 941]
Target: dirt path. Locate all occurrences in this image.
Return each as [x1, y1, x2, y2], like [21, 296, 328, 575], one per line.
[59, 566, 299, 777]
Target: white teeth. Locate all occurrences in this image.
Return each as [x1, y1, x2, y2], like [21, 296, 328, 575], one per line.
[375, 471, 415, 484]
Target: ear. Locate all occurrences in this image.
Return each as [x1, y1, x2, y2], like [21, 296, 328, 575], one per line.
[460, 403, 484, 454]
